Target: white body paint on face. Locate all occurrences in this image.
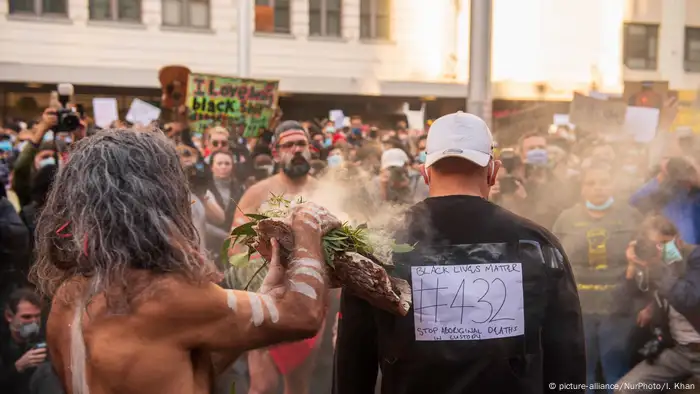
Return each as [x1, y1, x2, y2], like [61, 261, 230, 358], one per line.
[290, 280, 318, 300]
[259, 294, 280, 323]
[291, 267, 324, 283]
[292, 257, 324, 270]
[226, 290, 238, 312]
[248, 294, 265, 326]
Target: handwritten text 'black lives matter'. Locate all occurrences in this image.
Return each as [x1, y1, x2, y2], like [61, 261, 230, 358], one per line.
[411, 263, 525, 342]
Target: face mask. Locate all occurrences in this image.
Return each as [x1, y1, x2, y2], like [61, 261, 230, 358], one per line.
[663, 239, 683, 264]
[352, 128, 362, 136]
[418, 151, 427, 164]
[324, 126, 335, 134]
[283, 152, 311, 179]
[585, 197, 614, 211]
[16, 321, 40, 339]
[323, 138, 332, 148]
[39, 157, 56, 168]
[525, 148, 548, 165]
[0, 140, 12, 152]
[327, 155, 343, 168]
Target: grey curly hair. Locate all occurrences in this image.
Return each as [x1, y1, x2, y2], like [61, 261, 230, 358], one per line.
[31, 129, 219, 311]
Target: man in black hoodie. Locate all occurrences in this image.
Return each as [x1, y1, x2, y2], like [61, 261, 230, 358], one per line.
[333, 112, 586, 394]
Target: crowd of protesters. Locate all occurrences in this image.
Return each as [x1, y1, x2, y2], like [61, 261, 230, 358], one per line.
[0, 96, 699, 394]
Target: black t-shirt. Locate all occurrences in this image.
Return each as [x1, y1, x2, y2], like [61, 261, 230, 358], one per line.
[333, 195, 586, 394]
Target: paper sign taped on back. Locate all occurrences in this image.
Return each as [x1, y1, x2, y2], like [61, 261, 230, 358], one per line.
[411, 263, 525, 341]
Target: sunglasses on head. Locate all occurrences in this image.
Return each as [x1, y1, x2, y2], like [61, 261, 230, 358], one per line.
[278, 140, 308, 150]
[212, 140, 228, 148]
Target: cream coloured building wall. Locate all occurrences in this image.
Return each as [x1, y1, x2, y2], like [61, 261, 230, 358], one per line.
[0, 0, 698, 100]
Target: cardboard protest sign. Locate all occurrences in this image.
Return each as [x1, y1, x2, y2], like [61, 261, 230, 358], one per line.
[492, 103, 567, 146]
[569, 93, 626, 133]
[623, 81, 668, 109]
[186, 73, 279, 138]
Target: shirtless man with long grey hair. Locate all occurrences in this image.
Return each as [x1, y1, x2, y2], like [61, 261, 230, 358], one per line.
[30, 129, 338, 394]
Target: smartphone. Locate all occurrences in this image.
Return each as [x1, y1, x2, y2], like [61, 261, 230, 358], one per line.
[33, 342, 47, 350]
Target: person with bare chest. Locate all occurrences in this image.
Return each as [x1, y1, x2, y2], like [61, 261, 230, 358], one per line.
[29, 129, 339, 394]
[228, 121, 324, 394]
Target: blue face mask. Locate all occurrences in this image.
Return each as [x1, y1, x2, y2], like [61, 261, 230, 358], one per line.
[525, 148, 548, 165]
[585, 197, 614, 211]
[39, 157, 56, 168]
[323, 137, 332, 148]
[0, 140, 12, 152]
[418, 151, 427, 164]
[327, 155, 343, 168]
[663, 239, 683, 264]
[352, 128, 362, 136]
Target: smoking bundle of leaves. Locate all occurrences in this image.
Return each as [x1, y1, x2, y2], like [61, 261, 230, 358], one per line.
[226, 194, 414, 316]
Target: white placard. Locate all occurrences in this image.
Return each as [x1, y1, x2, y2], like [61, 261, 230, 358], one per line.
[329, 109, 345, 129]
[92, 98, 119, 129]
[125, 98, 161, 125]
[624, 106, 660, 143]
[552, 114, 570, 126]
[411, 263, 524, 341]
[402, 102, 426, 131]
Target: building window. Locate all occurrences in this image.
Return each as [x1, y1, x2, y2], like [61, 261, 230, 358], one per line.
[685, 27, 700, 73]
[309, 0, 341, 37]
[162, 0, 209, 28]
[623, 23, 658, 70]
[9, 0, 68, 16]
[255, 0, 291, 34]
[90, 0, 141, 22]
[360, 0, 390, 40]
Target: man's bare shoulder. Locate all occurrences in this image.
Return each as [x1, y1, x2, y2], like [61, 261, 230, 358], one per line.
[51, 273, 220, 321]
[242, 176, 275, 199]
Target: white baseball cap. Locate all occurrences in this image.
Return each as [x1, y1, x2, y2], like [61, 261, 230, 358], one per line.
[424, 111, 493, 168]
[381, 148, 409, 170]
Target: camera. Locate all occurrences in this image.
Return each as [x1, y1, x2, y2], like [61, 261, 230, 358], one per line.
[56, 83, 81, 133]
[634, 238, 659, 263]
[499, 148, 519, 174]
[639, 327, 671, 362]
[388, 166, 409, 184]
[185, 160, 212, 198]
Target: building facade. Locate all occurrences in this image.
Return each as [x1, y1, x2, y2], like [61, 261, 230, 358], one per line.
[1, 0, 699, 120]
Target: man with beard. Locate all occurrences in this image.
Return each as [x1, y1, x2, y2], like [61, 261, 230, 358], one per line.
[228, 121, 323, 394]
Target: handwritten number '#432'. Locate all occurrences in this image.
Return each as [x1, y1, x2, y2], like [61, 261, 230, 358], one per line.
[451, 278, 513, 324]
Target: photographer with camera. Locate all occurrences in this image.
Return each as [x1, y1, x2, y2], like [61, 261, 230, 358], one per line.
[616, 216, 700, 393]
[375, 148, 425, 204]
[175, 135, 226, 253]
[11, 84, 86, 208]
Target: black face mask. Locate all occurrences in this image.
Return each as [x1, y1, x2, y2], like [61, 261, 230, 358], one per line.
[283, 152, 311, 179]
